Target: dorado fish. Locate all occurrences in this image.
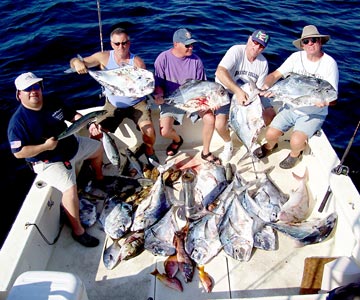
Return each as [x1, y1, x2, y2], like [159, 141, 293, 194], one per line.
[119, 231, 145, 261]
[269, 212, 337, 246]
[164, 79, 230, 113]
[229, 92, 265, 153]
[57, 109, 107, 140]
[266, 73, 337, 107]
[88, 63, 155, 98]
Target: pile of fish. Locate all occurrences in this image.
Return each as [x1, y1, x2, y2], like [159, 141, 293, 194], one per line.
[77, 157, 337, 293]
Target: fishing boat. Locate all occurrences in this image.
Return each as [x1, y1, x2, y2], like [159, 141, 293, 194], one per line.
[1, 100, 360, 300]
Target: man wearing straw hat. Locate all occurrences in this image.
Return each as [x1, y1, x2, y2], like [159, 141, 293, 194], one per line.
[253, 25, 339, 169]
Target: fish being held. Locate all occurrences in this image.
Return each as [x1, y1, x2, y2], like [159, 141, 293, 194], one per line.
[88, 63, 155, 98]
[229, 89, 265, 153]
[164, 79, 230, 113]
[57, 109, 107, 140]
[266, 73, 337, 108]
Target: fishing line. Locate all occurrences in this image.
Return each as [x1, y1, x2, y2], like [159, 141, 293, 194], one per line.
[97, 0, 103, 52]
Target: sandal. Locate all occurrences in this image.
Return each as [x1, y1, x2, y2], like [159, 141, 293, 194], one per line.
[279, 151, 302, 169]
[201, 152, 221, 165]
[166, 136, 183, 156]
[253, 143, 278, 159]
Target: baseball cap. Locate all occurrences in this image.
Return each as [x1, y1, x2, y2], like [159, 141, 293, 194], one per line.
[15, 72, 43, 100]
[251, 30, 270, 48]
[173, 28, 197, 46]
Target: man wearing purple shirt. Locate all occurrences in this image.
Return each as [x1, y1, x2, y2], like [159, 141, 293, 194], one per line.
[153, 28, 220, 164]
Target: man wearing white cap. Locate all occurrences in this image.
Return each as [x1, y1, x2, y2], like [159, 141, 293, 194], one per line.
[254, 25, 339, 169]
[8, 72, 104, 247]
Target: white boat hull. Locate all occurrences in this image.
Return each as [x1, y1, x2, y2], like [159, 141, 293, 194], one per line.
[1, 106, 359, 300]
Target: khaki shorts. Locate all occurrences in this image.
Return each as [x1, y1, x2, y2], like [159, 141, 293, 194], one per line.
[100, 99, 152, 132]
[33, 136, 102, 192]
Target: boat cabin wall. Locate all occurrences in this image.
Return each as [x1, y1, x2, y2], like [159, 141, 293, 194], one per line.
[0, 183, 62, 298]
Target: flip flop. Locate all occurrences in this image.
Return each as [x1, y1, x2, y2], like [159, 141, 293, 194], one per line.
[166, 136, 183, 156]
[201, 152, 221, 165]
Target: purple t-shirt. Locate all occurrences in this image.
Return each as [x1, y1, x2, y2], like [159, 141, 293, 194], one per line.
[154, 49, 207, 97]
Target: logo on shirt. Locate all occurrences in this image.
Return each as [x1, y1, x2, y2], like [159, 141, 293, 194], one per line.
[52, 109, 64, 121]
[10, 140, 21, 149]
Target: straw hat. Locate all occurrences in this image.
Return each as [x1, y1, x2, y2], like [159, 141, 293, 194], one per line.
[293, 25, 330, 50]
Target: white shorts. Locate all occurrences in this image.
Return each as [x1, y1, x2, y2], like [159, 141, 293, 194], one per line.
[33, 135, 102, 192]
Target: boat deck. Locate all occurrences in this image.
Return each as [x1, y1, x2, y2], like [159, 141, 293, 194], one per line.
[46, 137, 337, 300]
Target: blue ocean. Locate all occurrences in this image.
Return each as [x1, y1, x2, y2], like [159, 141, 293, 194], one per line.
[1, 0, 359, 245]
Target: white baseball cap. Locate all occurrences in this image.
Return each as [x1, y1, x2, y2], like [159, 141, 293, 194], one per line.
[15, 72, 43, 100]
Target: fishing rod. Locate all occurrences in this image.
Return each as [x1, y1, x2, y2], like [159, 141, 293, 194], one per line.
[96, 0, 104, 52]
[318, 120, 360, 212]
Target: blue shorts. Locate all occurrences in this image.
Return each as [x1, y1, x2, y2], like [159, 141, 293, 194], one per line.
[214, 96, 272, 115]
[270, 105, 326, 138]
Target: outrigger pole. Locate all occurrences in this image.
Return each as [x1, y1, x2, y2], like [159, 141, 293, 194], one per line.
[97, 0, 103, 52]
[318, 120, 360, 212]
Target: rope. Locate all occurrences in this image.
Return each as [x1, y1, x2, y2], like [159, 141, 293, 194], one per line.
[97, 0, 103, 52]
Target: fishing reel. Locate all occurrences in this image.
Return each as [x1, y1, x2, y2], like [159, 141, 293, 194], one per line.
[332, 164, 350, 176]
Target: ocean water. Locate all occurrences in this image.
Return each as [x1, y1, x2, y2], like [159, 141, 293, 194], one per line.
[1, 0, 359, 245]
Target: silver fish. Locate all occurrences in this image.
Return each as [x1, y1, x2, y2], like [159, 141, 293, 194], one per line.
[144, 207, 178, 256]
[79, 197, 98, 228]
[229, 93, 265, 152]
[102, 131, 120, 168]
[103, 237, 122, 270]
[164, 79, 230, 113]
[269, 212, 337, 246]
[119, 231, 145, 261]
[88, 63, 155, 98]
[57, 109, 107, 140]
[219, 191, 254, 261]
[267, 73, 337, 107]
[124, 148, 144, 179]
[131, 162, 173, 231]
[99, 196, 133, 240]
[192, 162, 228, 219]
[278, 168, 310, 223]
[185, 214, 223, 266]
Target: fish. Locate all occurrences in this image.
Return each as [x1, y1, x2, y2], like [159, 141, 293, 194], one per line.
[250, 168, 289, 222]
[185, 214, 223, 266]
[164, 79, 230, 113]
[278, 168, 310, 223]
[266, 73, 337, 107]
[150, 268, 183, 292]
[102, 131, 121, 168]
[219, 189, 254, 261]
[164, 254, 179, 278]
[57, 109, 107, 140]
[88, 63, 155, 98]
[192, 162, 228, 220]
[99, 196, 133, 240]
[119, 231, 145, 261]
[131, 161, 173, 231]
[229, 89, 265, 153]
[174, 227, 194, 283]
[103, 237, 122, 270]
[197, 265, 214, 293]
[124, 148, 144, 178]
[79, 197, 98, 228]
[268, 212, 337, 246]
[144, 207, 178, 256]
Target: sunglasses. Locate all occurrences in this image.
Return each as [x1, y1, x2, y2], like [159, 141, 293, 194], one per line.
[302, 37, 319, 45]
[23, 83, 41, 92]
[185, 44, 194, 48]
[252, 39, 265, 49]
[112, 40, 129, 46]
